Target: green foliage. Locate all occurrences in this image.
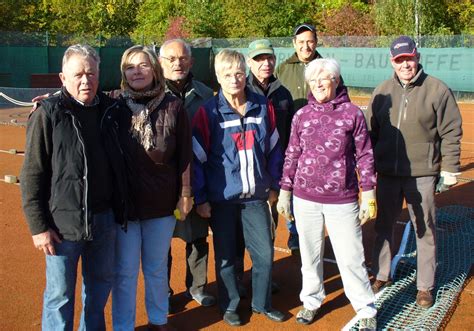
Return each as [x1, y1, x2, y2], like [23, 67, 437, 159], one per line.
[2, 0, 473, 42]
[446, 0, 474, 35]
[183, 0, 226, 38]
[373, 0, 472, 37]
[132, 0, 183, 43]
[373, 0, 416, 35]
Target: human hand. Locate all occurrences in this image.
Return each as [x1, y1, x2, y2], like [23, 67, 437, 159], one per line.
[268, 190, 278, 206]
[196, 202, 212, 218]
[30, 93, 51, 114]
[359, 189, 377, 225]
[176, 196, 194, 221]
[31, 93, 50, 103]
[276, 189, 293, 221]
[32, 229, 62, 255]
[436, 171, 461, 193]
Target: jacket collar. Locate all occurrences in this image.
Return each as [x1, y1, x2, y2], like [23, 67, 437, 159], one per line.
[285, 50, 324, 64]
[217, 87, 262, 115]
[393, 64, 427, 90]
[57, 87, 114, 113]
[165, 75, 209, 100]
[246, 72, 282, 96]
[307, 85, 350, 112]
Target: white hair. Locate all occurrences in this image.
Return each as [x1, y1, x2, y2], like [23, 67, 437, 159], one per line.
[304, 58, 340, 83]
[62, 44, 100, 70]
[159, 39, 192, 57]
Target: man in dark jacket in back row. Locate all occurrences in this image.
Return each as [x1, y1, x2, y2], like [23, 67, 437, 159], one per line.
[21, 44, 127, 330]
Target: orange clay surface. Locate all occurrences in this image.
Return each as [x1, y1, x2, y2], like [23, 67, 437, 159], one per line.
[0, 100, 473, 330]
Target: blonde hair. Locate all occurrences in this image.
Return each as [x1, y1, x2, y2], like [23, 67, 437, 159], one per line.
[120, 45, 165, 93]
[214, 49, 246, 77]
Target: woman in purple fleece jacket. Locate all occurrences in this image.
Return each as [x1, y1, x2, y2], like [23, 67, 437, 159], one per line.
[277, 58, 377, 329]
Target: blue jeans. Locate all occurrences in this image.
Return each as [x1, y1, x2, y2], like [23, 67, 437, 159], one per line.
[210, 200, 273, 313]
[112, 216, 176, 330]
[42, 209, 116, 331]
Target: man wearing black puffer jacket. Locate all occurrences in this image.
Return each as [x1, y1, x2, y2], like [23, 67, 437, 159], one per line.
[21, 44, 128, 331]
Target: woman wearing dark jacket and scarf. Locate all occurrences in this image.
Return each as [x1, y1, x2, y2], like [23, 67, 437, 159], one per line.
[112, 45, 193, 331]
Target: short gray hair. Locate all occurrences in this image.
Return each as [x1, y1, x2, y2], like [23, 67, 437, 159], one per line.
[62, 44, 100, 70]
[159, 39, 192, 57]
[214, 49, 246, 77]
[304, 58, 340, 83]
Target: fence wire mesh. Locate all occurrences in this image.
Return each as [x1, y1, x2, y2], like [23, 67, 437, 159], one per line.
[0, 32, 472, 48]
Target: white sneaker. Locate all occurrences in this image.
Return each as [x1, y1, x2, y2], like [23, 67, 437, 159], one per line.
[359, 316, 377, 331]
[296, 307, 318, 325]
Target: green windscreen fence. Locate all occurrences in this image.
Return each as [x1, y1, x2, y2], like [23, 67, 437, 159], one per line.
[0, 46, 213, 92]
[0, 46, 472, 92]
[235, 47, 473, 92]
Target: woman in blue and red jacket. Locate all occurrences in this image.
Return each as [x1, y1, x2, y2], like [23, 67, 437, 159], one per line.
[192, 49, 285, 326]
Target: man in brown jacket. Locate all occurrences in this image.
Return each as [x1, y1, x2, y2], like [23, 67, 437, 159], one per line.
[367, 36, 462, 308]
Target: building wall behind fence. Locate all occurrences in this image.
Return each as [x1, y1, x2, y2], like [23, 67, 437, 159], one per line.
[0, 46, 472, 92]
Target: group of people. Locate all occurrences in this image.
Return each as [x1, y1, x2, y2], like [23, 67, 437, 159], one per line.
[20, 22, 462, 331]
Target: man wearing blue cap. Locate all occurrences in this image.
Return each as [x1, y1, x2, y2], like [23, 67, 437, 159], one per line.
[367, 36, 462, 308]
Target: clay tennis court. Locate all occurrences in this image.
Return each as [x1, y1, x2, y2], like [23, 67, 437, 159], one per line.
[0, 100, 472, 330]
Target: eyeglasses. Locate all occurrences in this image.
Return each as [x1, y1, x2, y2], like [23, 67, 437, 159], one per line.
[221, 72, 246, 82]
[160, 56, 190, 64]
[308, 77, 335, 85]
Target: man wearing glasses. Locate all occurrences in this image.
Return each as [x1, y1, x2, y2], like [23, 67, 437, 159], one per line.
[158, 39, 216, 309]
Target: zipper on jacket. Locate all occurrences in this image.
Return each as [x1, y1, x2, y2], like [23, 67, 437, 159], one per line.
[70, 113, 91, 240]
[394, 90, 408, 173]
[241, 118, 251, 198]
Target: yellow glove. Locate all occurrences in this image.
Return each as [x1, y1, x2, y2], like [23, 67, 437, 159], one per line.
[359, 189, 377, 225]
[174, 209, 182, 221]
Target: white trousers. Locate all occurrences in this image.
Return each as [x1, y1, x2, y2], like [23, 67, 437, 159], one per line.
[293, 196, 376, 318]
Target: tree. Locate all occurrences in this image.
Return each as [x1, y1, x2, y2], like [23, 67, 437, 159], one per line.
[319, 3, 376, 36]
[373, 0, 472, 36]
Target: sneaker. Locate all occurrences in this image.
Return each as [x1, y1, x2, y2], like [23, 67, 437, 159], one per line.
[416, 290, 433, 308]
[296, 307, 318, 325]
[223, 310, 241, 327]
[186, 291, 216, 307]
[359, 316, 377, 331]
[371, 279, 392, 294]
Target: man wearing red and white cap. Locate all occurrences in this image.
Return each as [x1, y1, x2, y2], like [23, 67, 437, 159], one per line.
[366, 36, 462, 308]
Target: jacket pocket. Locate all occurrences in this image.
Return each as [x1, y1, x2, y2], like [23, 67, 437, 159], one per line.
[407, 142, 432, 171]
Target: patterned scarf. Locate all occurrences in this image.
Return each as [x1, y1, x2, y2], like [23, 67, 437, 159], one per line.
[122, 86, 165, 151]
